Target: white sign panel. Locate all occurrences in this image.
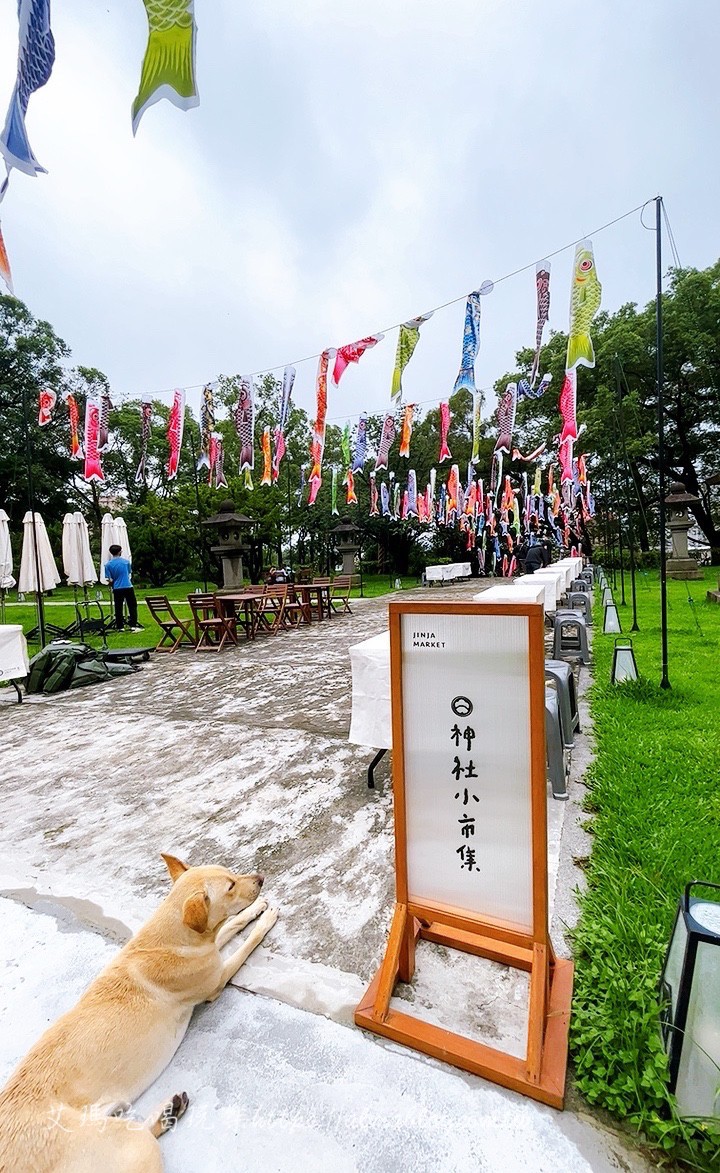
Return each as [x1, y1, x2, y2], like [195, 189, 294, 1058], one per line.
[399, 611, 533, 933]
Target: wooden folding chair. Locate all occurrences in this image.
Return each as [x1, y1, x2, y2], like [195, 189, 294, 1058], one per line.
[252, 585, 302, 635]
[145, 595, 196, 653]
[330, 575, 353, 615]
[188, 594, 238, 652]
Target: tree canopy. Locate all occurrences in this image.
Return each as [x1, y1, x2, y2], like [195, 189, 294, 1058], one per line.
[2, 261, 719, 582]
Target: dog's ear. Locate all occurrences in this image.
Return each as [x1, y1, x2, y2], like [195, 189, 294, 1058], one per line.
[182, 890, 209, 934]
[161, 854, 189, 884]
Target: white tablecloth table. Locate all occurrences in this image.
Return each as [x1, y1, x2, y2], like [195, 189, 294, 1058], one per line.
[474, 583, 547, 614]
[526, 567, 566, 605]
[554, 558, 583, 589]
[348, 631, 392, 749]
[0, 625, 30, 701]
[514, 573, 558, 612]
[424, 562, 472, 584]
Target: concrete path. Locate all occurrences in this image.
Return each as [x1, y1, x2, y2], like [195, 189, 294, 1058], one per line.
[0, 583, 651, 1170]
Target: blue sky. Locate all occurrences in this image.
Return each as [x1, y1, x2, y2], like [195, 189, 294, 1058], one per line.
[0, 0, 717, 429]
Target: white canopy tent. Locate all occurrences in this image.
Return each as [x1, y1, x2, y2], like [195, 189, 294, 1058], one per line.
[18, 512, 61, 594]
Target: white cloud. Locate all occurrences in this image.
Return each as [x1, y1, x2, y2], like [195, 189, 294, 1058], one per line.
[0, 0, 717, 429]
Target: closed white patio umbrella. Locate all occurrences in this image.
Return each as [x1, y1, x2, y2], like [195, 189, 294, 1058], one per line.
[18, 511, 61, 594]
[100, 513, 115, 585]
[100, 514, 131, 584]
[0, 509, 15, 590]
[0, 508, 15, 623]
[114, 517, 132, 563]
[62, 512, 97, 586]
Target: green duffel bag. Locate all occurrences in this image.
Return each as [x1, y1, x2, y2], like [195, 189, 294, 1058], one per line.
[40, 650, 80, 695]
[68, 656, 135, 689]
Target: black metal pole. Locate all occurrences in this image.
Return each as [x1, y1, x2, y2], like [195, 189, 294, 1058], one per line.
[656, 196, 670, 688]
[186, 425, 209, 592]
[286, 461, 293, 572]
[21, 381, 46, 646]
[612, 421, 626, 605]
[615, 364, 639, 631]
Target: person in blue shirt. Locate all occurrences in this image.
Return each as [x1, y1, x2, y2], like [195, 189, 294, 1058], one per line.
[104, 544, 142, 632]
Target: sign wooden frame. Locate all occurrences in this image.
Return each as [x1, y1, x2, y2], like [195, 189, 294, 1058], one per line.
[355, 600, 573, 1109]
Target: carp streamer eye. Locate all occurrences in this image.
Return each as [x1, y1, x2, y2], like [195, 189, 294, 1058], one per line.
[579, 258, 594, 272]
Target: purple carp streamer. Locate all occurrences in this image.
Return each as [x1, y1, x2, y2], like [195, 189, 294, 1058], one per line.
[406, 470, 418, 518]
[352, 413, 368, 472]
[0, 0, 55, 178]
[517, 372, 552, 402]
[375, 414, 396, 471]
[391, 313, 433, 402]
[132, 2, 199, 134]
[134, 399, 153, 485]
[530, 264, 551, 386]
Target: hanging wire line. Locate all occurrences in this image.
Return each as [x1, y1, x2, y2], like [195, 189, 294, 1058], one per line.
[123, 197, 655, 407]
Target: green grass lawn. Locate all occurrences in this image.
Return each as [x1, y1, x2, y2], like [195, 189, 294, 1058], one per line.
[571, 567, 720, 1167]
[0, 574, 421, 652]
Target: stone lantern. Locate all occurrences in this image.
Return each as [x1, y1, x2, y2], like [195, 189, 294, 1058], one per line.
[664, 482, 702, 580]
[202, 498, 253, 591]
[331, 518, 361, 577]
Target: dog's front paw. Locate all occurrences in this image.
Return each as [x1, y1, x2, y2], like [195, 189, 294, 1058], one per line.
[257, 906, 279, 935]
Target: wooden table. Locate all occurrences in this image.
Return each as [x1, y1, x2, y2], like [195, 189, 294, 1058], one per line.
[217, 591, 264, 639]
[295, 583, 332, 622]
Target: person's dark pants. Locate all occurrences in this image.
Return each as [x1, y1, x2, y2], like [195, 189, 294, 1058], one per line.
[113, 588, 138, 629]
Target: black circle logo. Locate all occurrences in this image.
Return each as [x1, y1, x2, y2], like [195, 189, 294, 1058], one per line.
[451, 695, 473, 717]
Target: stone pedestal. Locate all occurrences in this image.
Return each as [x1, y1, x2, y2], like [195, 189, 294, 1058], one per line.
[213, 548, 247, 591]
[202, 499, 254, 591]
[665, 482, 702, 580]
[331, 519, 361, 578]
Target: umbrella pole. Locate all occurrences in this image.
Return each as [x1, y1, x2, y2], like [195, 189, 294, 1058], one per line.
[0, 587, 5, 624]
[22, 381, 46, 647]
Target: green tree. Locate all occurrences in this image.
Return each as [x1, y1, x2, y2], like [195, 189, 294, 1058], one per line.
[0, 296, 74, 548]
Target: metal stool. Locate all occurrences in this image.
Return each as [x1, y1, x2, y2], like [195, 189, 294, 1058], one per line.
[545, 687, 568, 800]
[570, 578, 591, 593]
[579, 568, 594, 585]
[567, 591, 592, 625]
[553, 611, 591, 664]
[545, 658, 580, 745]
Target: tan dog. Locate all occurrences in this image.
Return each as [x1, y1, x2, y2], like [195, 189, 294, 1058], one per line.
[0, 854, 278, 1172]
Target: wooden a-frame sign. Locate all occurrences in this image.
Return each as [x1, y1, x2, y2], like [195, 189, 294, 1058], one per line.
[355, 600, 573, 1109]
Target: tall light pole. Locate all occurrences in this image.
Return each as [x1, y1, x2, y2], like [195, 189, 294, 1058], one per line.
[656, 196, 670, 688]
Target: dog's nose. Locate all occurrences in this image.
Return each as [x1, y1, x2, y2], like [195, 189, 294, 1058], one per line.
[254, 873, 264, 888]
